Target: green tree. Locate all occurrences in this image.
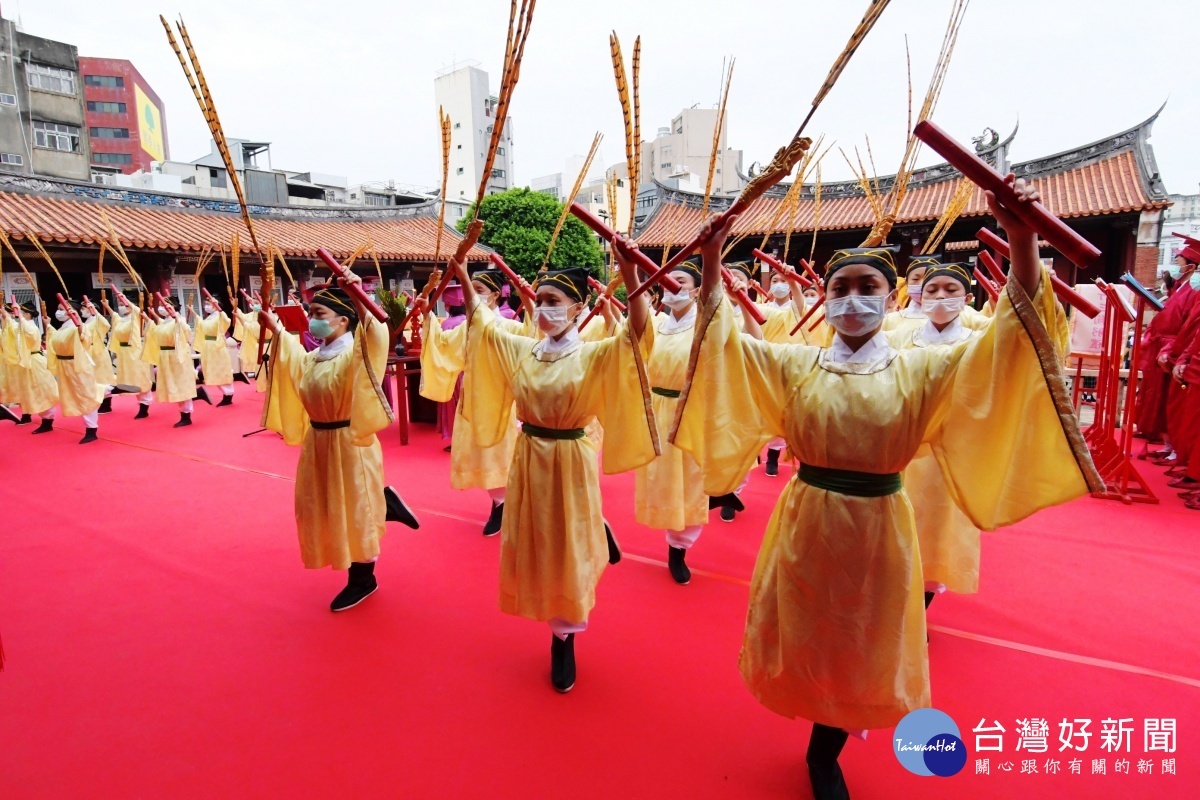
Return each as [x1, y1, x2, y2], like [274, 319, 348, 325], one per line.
[456, 188, 604, 282]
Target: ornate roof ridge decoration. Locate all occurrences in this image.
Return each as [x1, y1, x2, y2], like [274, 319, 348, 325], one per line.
[0, 170, 444, 221]
[651, 109, 1169, 219]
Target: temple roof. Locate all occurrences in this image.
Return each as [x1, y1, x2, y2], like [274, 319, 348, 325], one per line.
[0, 173, 490, 263]
[636, 109, 1172, 247]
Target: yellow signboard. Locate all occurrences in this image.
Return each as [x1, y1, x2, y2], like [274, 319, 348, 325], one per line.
[135, 84, 164, 162]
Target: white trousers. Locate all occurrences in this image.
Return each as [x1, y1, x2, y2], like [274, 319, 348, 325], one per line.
[666, 525, 703, 550]
[549, 617, 587, 641]
[178, 400, 194, 413]
[82, 410, 99, 428]
[137, 391, 153, 404]
[219, 384, 234, 396]
[487, 487, 506, 504]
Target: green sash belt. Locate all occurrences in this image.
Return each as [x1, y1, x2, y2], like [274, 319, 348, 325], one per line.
[521, 423, 586, 441]
[798, 463, 902, 498]
[651, 386, 681, 398]
[204, 335, 217, 341]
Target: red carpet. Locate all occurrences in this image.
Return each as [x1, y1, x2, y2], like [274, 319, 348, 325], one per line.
[1, 393, 1196, 799]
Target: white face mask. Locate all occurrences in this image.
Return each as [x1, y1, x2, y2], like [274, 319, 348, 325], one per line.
[118, 305, 131, 316]
[81, 309, 93, 319]
[922, 296, 967, 325]
[770, 282, 791, 300]
[824, 294, 888, 337]
[662, 290, 695, 310]
[55, 309, 69, 322]
[156, 306, 168, 317]
[907, 283, 922, 301]
[203, 304, 216, 315]
[534, 305, 572, 336]
[1191, 272, 1200, 291]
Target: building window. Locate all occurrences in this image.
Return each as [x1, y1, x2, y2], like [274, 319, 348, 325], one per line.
[33, 121, 81, 152]
[0, 93, 15, 105]
[661, 162, 672, 169]
[84, 75, 125, 88]
[456, 167, 464, 175]
[364, 193, 390, 207]
[491, 168, 505, 179]
[497, 147, 505, 156]
[1, 152, 23, 165]
[90, 127, 130, 139]
[87, 101, 127, 113]
[92, 152, 132, 165]
[209, 167, 228, 189]
[456, 144, 462, 150]
[454, 122, 461, 129]
[26, 63, 77, 95]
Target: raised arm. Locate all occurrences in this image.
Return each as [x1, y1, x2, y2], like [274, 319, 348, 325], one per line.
[611, 235, 650, 339]
[698, 213, 739, 302]
[987, 176, 1042, 298]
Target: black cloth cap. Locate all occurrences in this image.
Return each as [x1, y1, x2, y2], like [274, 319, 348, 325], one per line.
[471, 269, 506, 294]
[825, 246, 900, 288]
[532, 267, 589, 303]
[311, 284, 359, 320]
[921, 263, 973, 292]
[671, 259, 703, 286]
[906, 253, 942, 275]
[727, 260, 755, 281]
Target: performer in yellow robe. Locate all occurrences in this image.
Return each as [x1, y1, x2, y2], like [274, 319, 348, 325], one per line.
[141, 300, 198, 427]
[43, 298, 105, 443]
[105, 293, 155, 418]
[260, 277, 420, 611]
[885, 254, 992, 339]
[455, 250, 658, 694]
[232, 299, 266, 390]
[194, 299, 235, 406]
[673, 180, 1101, 799]
[0, 302, 57, 425]
[0, 305, 13, 420]
[886, 263, 995, 608]
[634, 258, 730, 585]
[420, 268, 533, 536]
[80, 298, 117, 415]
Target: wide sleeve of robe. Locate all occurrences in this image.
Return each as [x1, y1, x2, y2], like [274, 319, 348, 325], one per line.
[577, 317, 660, 475]
[670, 293, 798, 495]
[460, 303, 526, 450]
[347, 317, 394, 446]
[419, 312, 469, 402]
[924, 269, 1102, 530]
[261, 331, 311, 445]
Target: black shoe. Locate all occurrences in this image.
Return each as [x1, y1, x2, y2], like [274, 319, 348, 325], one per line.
[668, 546, 691, 585]
[483, 501, 504, 537]
[708, 492, 745, 513]
[384, 486, 420, 529]
[98, 397, 113, 414]
[330, 561, 378, 611]
[216, 394, 233, 407]
[173, 412, 192, 428]
[720, 506, 736, 523]
[0, 405, 20, 424]
[79, 427, 99, 444]
[134, 403, 150, 420]
[550, 633, 576, 693]
[16, 413, 32, 425]
[195, 387, 212, 405]
[807, 724, 851, 800]
[234, 372, 250, 384]
[604, 521, 621, 564]
[32, 418, 54, 434]
[765, 448, 780, 477]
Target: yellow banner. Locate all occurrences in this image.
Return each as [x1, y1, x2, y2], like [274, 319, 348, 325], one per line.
[135, 85, 165, 162]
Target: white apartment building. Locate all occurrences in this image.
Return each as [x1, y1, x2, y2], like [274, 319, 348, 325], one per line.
[434, 62, 514, 206]
[1161, 192, 1200, 271]
[642, 107, 744, 197]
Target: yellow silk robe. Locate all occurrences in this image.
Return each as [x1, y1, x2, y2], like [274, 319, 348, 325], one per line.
[886, 321, 986, 595]
[142, 318, 197, 403]
[194, 311, 233, 386]
[462, 305, 658, 624]
[635, 309, 707, 531]
[109, 311, 153, 392]
[0, 316, 13, 404]
[263, 319, 394, 570]
[420, 308, 532, 490]
[233, 310, 263, 374]
[673, 273, 1097, 730]
[884, 304, 992, 338]
[46, 322, 104, 417]
[4, 318, 57, 414]
[83, 314, 116, 385]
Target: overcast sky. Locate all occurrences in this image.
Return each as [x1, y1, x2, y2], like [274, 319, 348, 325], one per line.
[13, 0, 1200, 195]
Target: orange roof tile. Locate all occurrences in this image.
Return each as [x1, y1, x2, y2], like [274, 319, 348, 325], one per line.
[637, 151, 1168, 247]
[0, 191, 490, 262]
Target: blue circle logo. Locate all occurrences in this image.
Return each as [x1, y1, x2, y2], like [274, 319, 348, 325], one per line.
[893, 708, 967, 777]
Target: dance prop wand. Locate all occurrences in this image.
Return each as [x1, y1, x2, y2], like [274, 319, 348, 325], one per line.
[154, 293, 179, 320]
[753, 248, 813, 288]
[487, 253, 537, 302]
[56, 293, 82, 328]
[974, 226, 1101, 318]
[621, 0, 894, 300]
[315, 249, 389, 322]
[586, 276, 626, 312]
[973, 267, 1001, 305]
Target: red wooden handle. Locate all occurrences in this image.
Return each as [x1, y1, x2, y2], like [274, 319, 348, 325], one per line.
[974, 227, 1101, 318]
[56, 293, 82, 328]
[915, 120, 1101, 269]
[972, 268, 1001, 304]
[568, 203, 681, 295]
[753, 248, 812, 288]
[790, 294, 825, 336]
[315, 248, 388, 322]
[487, 253, 537, 301]
[721, 267, 766, 325]
[628, 199, 751, 299]
[154, 292, 179, 319]
[977, 250, 1007, 287]
[587, 276, 626, 311]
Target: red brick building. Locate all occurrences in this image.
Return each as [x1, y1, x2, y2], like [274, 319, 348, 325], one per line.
[78, 57, 169, 177]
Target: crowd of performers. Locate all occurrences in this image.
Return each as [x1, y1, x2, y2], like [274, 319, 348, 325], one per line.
[0, 290, 267, 439]
[1134, 234, 1200, 511]
[201, 176, 1093, 800]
